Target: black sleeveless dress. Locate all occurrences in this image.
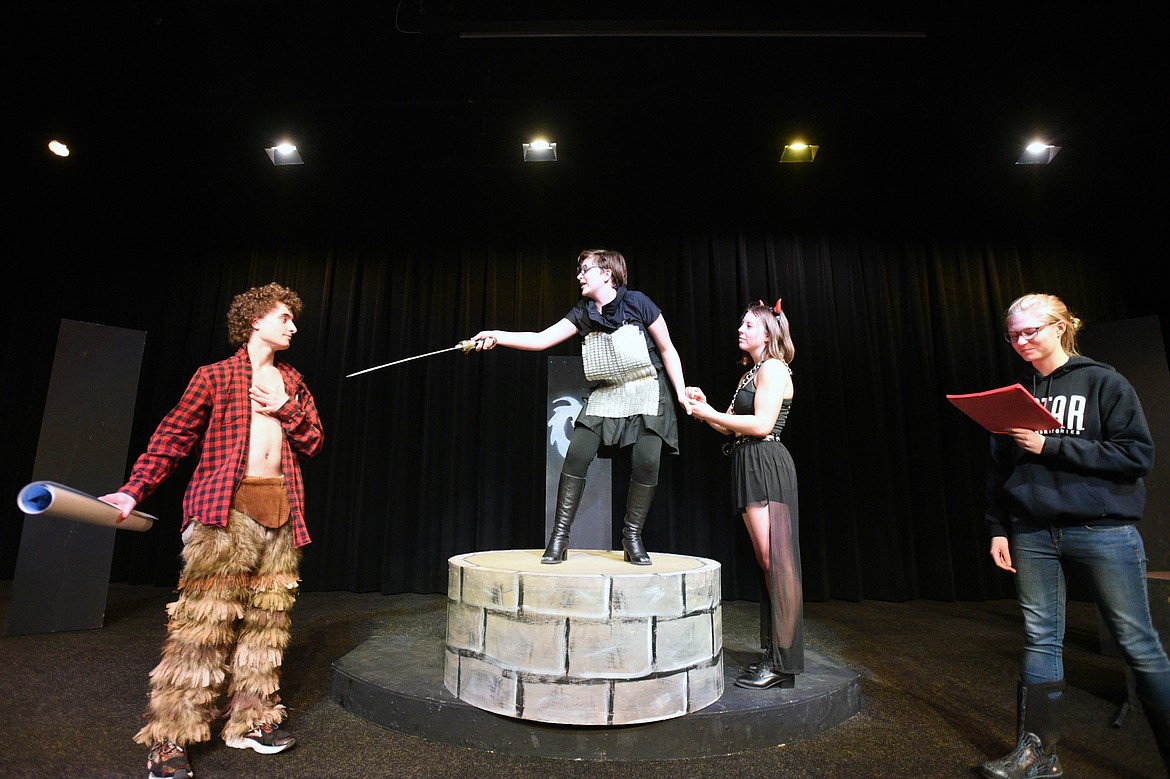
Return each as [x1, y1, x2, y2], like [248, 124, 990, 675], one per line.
[731, 391, 796, 512]
[729, 362, 803, 674]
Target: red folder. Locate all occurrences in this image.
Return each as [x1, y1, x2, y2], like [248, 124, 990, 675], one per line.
[946, 383, 1061, 434]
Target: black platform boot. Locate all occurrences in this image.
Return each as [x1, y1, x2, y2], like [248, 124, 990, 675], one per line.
[620, 480, 655, 566]
[747, 577, 773, 673]
[542, 473, 585, 564]
[735, 658, 795, 690]
[738, 584, 793, 688]
[980, 680, 1065, 779]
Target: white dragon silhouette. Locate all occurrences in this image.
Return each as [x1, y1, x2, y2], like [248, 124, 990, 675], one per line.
[546, 395, 582, 458]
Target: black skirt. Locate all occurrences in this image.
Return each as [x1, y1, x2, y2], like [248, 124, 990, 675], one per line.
[575, 370, 680, 456]
[732, 439, 797, 511]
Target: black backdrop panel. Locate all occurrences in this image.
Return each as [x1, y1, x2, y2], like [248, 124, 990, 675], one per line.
[1079, 315, 1170, 572]
[545, 356, 612, 551]
[5, 320, 146, 635]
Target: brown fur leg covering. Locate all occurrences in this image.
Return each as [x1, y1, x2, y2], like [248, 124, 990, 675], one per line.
[223, 520, 302, 740]
[134, 516, 265, 746]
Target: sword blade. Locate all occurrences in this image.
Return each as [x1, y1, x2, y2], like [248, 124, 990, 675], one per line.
[345, 340, 477, 378]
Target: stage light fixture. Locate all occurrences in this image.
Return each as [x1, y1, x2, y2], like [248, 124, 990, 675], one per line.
[1016, 141, 1060, 165]
[523, 140, 557, 162]
[780, 142, 818, 163]
[265, 143, 304, 165]
[48, 140, 70, 157]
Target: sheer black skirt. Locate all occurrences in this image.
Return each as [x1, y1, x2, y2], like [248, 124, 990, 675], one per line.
[734, 440, 803, 674]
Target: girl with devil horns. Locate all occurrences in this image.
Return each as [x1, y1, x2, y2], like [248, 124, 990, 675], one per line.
[686, 298, 803, 689]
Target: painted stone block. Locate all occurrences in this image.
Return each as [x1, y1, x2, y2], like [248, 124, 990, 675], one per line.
[446, 549, 723, 724]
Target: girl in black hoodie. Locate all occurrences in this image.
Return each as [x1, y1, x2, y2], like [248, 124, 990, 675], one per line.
[981, 293, 1170, 779]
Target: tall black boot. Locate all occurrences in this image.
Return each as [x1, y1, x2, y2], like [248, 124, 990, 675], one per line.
[1139, 696, 1170, 774]
[620, 480, 655, 566]
[542, 473, 585, 564]
[980, 680, 1065, 779]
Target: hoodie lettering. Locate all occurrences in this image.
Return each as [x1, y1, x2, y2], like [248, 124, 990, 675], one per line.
[1040, 394, 1086, 436]
[1046, 395, 1065, 427]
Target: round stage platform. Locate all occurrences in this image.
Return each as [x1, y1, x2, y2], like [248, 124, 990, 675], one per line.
[331, 634, 860, 760]
[329, 549, 861, 760]
[445, 549, 724, 725]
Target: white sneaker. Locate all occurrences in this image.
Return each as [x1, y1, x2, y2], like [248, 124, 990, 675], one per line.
[225, 722, 295, 754]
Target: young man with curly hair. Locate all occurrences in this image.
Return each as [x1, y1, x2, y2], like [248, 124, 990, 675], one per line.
[101, 282, 324, 779]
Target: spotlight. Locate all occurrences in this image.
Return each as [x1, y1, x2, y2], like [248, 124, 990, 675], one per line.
[265, 143, 304, 165]
[48, 140, 70, 157]
[1016, 141, 1060, 165]
[780, 142, 818, 163]
[523, 140, 557, 162]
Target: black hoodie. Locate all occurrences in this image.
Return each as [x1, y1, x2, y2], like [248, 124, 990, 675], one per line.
[985, 355, 1155, 537]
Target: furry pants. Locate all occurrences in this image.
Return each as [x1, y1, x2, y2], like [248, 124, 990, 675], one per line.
[134, 509, 301, 746]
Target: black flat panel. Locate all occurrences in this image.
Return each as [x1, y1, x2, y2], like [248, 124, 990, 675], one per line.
[5, 320, 146, 635]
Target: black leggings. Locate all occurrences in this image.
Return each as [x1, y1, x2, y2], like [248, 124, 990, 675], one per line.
[561, 425, 663, 486]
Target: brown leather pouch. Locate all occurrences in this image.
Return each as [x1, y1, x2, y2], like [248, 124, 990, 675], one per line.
[232, 476, 290, 528]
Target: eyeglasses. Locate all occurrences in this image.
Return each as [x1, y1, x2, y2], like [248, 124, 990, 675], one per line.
[1004, 323, 1051, 343]
[576, 265, 601, 277]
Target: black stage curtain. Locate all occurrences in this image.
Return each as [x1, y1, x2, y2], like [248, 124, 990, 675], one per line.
[0, 227, 1147, 602]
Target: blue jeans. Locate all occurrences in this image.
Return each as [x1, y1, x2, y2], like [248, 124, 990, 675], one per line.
[1012, 520, 1170, 709]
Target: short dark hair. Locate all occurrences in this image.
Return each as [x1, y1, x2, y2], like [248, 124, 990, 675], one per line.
[577, 249, 627, 287]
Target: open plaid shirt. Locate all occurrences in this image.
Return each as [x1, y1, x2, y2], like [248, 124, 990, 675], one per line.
[119, 347, 324, 547]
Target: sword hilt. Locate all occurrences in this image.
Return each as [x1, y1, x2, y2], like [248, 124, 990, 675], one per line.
[457, 339, 479, 353]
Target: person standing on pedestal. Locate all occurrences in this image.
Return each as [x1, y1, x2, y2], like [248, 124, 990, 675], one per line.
[685, 299, 803, 690]
[100, 282, 324, 779]
[471, 248, 693, 566]
[980, 292, 1170, 778]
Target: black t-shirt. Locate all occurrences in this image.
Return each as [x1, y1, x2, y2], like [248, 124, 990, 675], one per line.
[564, 286, 661, 335]
[564, 286, 664, 366]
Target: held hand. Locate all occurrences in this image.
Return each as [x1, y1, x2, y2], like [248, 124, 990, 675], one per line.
[1007, 427, 1044, 455]
[684, 385, 708, 404]
[471, 331, 499, 351]
[676, 393, 696, 416]
[990, 536, 1016, 573]
[688, 399, 716, 421]
[98, 491, 136, 521]
[250, 383, 289, 414]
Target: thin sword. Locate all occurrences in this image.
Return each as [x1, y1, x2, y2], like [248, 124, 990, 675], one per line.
[345, 340, 479, 378]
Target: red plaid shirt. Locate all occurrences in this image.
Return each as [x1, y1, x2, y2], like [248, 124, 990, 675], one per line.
[119, 347, 324, 547]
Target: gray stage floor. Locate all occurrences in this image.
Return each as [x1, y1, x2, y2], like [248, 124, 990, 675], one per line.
[0, 582, 1165, 778]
